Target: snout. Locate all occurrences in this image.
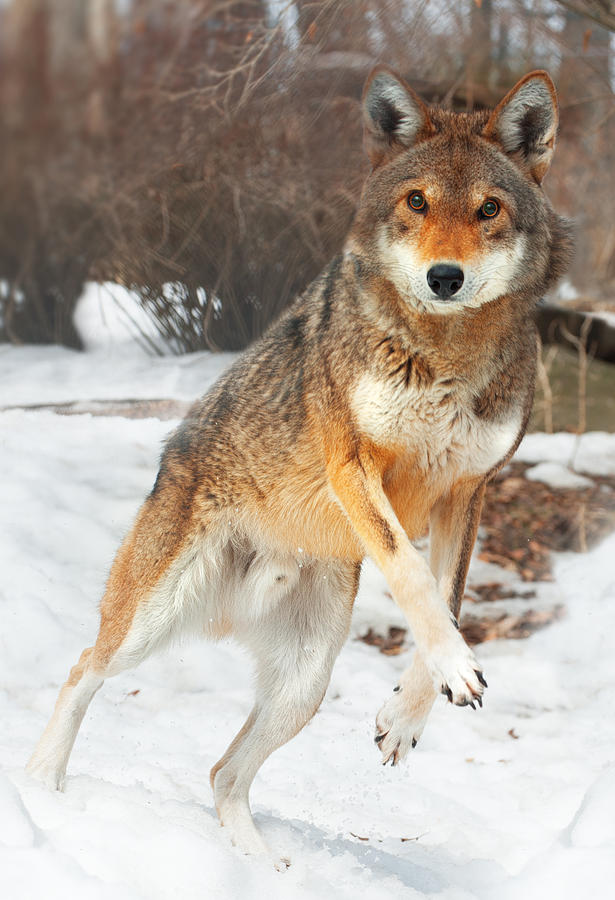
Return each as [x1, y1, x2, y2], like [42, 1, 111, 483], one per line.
[426, 264, 464, 300]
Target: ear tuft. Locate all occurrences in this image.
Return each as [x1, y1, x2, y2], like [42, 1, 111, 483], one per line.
[484, 71, 558, 183]
[363, 66, 433, 168]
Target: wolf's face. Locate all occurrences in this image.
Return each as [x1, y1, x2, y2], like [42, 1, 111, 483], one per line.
[373, 139, 532, 314]
[352, 68, 569, 315]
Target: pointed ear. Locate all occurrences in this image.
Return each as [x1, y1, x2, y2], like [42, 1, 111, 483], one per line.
[483, 70, 559, 184]
[362, 66, 434, 168]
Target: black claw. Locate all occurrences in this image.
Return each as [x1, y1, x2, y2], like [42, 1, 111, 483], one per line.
[476, 671, 488, 688]
[459, 697, 476, 710]
[476, 695, 483, 708]
[450, 615, 460, 630]
[441, 686, 453, 703]
[412, 737, 418, 749]
[393, 685, 401, 693]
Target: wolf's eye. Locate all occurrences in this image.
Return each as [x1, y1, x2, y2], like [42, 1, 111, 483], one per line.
[408, 191, 426, 212]
[480, 199, 499, 218]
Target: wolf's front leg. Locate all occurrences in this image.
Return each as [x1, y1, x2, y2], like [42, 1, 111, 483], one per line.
[375, 478, 487, 764]
[328, 453, 486, 717]
[374, 653, 434, 765]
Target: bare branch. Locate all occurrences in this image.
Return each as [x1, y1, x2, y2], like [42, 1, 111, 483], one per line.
[553, 0, 615, 32]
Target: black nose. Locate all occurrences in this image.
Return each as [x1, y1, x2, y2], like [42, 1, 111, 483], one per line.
[426, 264, 464, 300]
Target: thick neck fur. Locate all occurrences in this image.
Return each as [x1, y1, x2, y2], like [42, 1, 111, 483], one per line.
[341, 252, 533, 392]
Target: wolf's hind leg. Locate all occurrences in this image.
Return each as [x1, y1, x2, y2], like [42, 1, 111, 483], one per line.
[211, 560, 357, 864]
[27, 568, 190, 789]
[26, 645, 104, 790]
[26, 615, 163, 791]
[27, 493, 202, 790]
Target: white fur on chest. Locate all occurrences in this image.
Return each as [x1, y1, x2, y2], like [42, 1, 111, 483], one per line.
[352, 372, 521, 477]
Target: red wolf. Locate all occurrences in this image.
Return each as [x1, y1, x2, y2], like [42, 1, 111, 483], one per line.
[27, 66, 571, 865]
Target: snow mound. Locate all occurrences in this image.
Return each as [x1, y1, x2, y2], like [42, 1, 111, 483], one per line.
[524, 462, 593, 490]
[73, 282, 165, 354]
[516, 432, 615, 478]
[567, 766, 615, 849]
[0, 774, 36, 848]
[573, 433, 615, 478]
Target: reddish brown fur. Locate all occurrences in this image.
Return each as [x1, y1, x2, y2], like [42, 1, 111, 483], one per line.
[483, 70, 558, 183]
[28, 68, 571, 850]
[90, 487, 194, 667]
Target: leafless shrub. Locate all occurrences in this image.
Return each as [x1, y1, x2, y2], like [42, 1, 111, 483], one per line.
[0, 1, 613, 352]
[536, 339, 559, 434]
[560, 316, 596, 434]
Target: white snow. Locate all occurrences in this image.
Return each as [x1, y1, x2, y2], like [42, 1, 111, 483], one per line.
[73, 282, 165, 354]
[516, 431, 615, 478]
[589, 309, 615, 329]
[573, 432, 615, 478]
[524, 461, 593, 490]
[0, 344, 235, 407]
[553, 279, 578, 302]
[514, 431, 578, 467]
[1, 339, 615, 899]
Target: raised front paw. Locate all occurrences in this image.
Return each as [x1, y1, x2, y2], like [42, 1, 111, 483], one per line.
[424, 633, 487, 708]
[374, 686, 432, 766]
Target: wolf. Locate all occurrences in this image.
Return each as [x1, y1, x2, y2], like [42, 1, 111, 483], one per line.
[27, 66, 571, 864]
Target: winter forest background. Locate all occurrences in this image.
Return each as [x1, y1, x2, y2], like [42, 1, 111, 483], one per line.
[0, 0, 614, 353]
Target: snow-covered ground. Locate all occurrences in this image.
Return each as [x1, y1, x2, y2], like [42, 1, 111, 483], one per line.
[1, 310, 615, 898]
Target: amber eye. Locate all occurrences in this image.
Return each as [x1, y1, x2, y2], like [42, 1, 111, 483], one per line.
[408, 191, 426, 212]
[481, 198, 499, 218]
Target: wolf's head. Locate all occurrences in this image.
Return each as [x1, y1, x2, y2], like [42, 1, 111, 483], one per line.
[351, 67, 571, 315]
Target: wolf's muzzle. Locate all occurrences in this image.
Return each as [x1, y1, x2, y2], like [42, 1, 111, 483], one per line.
[427, 265, 464, 300]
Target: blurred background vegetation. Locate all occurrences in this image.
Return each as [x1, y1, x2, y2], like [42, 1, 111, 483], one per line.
[0, 0, 613, 354]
